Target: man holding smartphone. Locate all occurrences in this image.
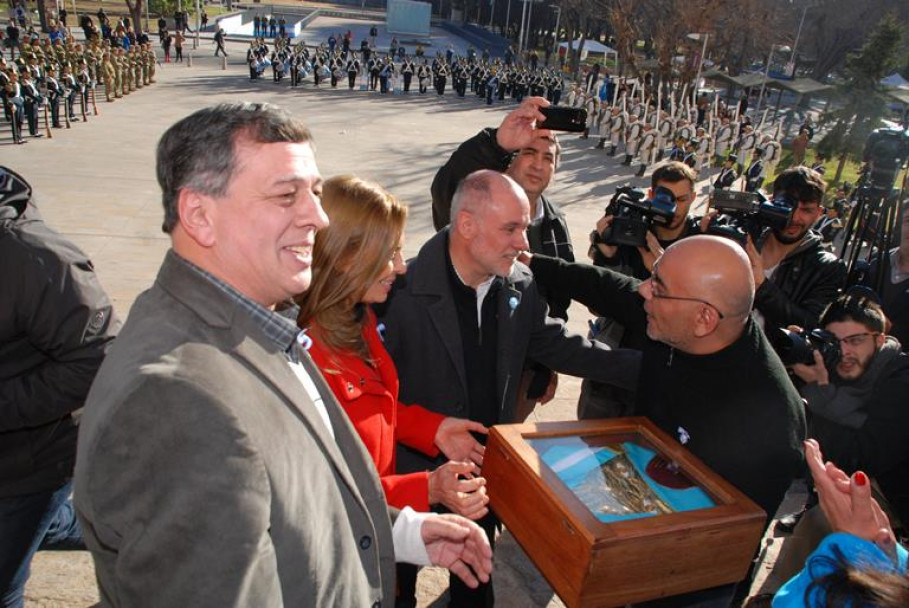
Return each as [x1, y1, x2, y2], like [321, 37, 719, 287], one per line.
[431, 96, 574, 319]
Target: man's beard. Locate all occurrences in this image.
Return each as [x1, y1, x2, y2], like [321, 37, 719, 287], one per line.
[773, 223, 810, 245]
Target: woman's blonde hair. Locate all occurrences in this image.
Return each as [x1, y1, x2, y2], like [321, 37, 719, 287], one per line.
[296, 175, 407, 360]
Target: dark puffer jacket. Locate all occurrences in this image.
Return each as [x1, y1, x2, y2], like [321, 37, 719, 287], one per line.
[0, 167, 119, 497]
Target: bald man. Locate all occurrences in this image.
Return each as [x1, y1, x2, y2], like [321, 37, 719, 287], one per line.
[526, 236, 805, 518]
[377, 170, 641, 608]
[526, 236, 805, 605]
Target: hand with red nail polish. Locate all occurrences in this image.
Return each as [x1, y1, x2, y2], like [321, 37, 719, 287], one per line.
[804, 439, 897, 558]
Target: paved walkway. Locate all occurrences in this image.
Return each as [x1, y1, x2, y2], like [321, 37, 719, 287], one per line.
[11, 26, 728, 608]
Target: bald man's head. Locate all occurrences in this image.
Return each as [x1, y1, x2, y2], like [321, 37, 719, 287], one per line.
[639, 235, 754, 354]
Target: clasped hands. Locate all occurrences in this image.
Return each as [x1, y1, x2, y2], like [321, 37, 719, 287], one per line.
[431, 417, 490, 521]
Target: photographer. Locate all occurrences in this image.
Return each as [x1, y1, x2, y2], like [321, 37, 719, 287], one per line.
[580, 162, 703, 417]
[790, 295, 909, 527]
[745, 166, 846, 331]
[591, 161, 702, 282]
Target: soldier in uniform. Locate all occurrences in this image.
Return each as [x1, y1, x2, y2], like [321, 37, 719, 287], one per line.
[346, 54, 360, 90]
[5, 71, 27, 143]
[20, 72, 43, 138]
[682, 139, 698, 170]
[744, 149, 765, 192]
[401, 56, 414, 92]
[622, 113, 642, 166]
[44, 64, 62, 126]
[695, 127, 711, 172]
[737, 124, 758, 161]
[607, 105, 625, 156]
[146, 43, 156, 84]
[60, 64, 80, 122]
[434, 60, 449, 95]
[657, 110, 674, 162]
[417, 60, 430, 94]
[713, 154, 739, 190]
[760, 133, 782, 180]
[676, 118, 693, 143]
[714, 116, 733, 163]
[114, 48, 125, 98]
[635, 121, 657, 177]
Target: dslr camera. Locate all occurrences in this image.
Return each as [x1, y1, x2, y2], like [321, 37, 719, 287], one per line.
[706, 190, 794, 247]
[600, 186, 677, 248]
[769, 328, 842, 371]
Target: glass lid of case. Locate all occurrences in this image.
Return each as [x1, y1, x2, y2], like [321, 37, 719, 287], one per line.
[528, 435, 715, 523]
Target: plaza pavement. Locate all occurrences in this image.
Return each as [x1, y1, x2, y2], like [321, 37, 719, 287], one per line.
[8, 21, 721, 607]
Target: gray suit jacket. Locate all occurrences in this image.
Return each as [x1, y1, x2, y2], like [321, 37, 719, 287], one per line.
[377, 230, 641, 474]
[74, 251, 396, 608]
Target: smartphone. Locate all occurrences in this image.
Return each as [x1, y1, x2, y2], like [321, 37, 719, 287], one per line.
[539, 107, 588, 132]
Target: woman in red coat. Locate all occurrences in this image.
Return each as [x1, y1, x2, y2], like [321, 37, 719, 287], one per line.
[297, 175, 489, 517]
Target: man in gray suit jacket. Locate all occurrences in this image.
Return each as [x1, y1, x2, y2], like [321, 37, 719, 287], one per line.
[74, 103, 492, 608]
[377, 170, 641, 607]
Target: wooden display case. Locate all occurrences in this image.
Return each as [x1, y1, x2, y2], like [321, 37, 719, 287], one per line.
[482, 418, 766, 608]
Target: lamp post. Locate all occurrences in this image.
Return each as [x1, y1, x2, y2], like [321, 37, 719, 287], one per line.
[517, 0, 528, 54]
[550, 4, 560, 67]
[789, 5, 809, 78]
[489, 0, 495, 29]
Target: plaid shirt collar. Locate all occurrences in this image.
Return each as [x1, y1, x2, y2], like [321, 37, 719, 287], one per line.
[173, 254, 310, 358]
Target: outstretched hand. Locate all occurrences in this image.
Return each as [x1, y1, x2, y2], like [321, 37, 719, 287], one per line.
[495, 96, 551, 153]
[804, 439, 897, 559]
[434, 417, 487, 467]
[421, 513, 494, 589]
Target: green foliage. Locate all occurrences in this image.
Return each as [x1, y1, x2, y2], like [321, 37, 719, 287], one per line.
[817, 14, 904, 181]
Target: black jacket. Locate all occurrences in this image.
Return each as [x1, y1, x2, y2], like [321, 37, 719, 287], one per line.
[0, 168, 120, 497]
[430, 127, 575, 319]
[806, 347, 909, 526]
[755, 231, 845, 330]
[529, 254, 806, 518]
[377, 231, 641, 475]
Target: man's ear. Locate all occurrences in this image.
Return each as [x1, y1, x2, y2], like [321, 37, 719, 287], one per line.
[692, 305, 721, 338]
[177, 189, 217, 248]
[874, 331, 887, 350]
[454, 210, 476, 240]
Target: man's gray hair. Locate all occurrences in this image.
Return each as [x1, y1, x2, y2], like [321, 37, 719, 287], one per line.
[156, 103, 312, 233]
[450, 169, 502, 219]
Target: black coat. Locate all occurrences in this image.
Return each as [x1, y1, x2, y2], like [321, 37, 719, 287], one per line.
[377, 230, 641, 474]
[0, 169, 120, 498]
[430, 127, 575, 318]
[529, 255, 807, 518]
[807, 349, 909, 525]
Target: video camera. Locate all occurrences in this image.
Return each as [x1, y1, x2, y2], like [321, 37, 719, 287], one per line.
[600, 186, 677, 248]
[769, 327, 842, 371]
[706, 190, 794, 247]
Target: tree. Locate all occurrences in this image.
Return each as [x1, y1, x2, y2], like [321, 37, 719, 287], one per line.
[817, 14, 904, 184]
[124, 0, 147, 34]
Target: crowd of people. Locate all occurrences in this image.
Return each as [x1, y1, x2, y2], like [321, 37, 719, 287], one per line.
[2, 14, 908, 608]
[240, 29, 821, 199]
[2, 9, 159, 144]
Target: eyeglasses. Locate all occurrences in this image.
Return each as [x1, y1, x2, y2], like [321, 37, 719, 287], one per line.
[834, 332, 880, 348]
[650, 292, 726, 320]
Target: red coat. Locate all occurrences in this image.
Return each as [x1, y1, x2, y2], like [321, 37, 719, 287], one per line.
[307, 311, 444, 511]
